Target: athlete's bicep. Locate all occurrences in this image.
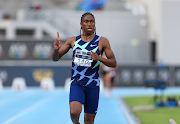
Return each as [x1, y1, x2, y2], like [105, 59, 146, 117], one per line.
[105, 48, 116, 60]
[102, 38, 115, 59]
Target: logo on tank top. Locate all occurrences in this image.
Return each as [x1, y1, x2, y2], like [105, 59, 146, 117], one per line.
[90, 44, 97, 47]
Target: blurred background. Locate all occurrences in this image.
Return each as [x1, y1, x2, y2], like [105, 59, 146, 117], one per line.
[0, 0, 180, 124]
[1, 0, 180, 87]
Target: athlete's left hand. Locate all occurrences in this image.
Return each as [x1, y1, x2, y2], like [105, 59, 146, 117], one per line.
[91, 51, 100, 61]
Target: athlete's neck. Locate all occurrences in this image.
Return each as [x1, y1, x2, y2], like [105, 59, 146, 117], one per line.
[81, 33, 95, 38]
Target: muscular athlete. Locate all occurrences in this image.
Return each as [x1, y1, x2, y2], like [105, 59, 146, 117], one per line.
[52, 12, 116, 124]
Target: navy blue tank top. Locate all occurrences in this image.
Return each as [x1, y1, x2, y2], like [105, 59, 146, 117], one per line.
[71, 35, 101, 87]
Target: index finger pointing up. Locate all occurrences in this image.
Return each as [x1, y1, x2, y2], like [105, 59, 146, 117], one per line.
[57, 32, 60, 39]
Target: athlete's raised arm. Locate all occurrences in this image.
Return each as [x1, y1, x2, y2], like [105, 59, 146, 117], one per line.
[52, 32, 75, 61]
[94, 37, 117, 68]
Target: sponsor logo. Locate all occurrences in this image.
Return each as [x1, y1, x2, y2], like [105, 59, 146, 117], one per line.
[158, 70, 169, 81]
[8, 42, 28, 58]
[32, 69, 54, 83]
[133, 69, 144, 84]
[0, 70, 8, 83]
[146, 69, 157, 80]
[0, 44, 3, 57]
[33, 43, 53, 58]
[90, 44, 97, 47]
[121, 69, 131, 84]
[175, 69, 180, 84]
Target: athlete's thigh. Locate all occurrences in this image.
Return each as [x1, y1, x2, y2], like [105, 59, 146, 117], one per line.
[84, 86, 100, 114]
[69, 83, 85, 104]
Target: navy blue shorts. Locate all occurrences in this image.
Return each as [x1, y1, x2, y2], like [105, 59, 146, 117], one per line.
[69, 83, 100, 114]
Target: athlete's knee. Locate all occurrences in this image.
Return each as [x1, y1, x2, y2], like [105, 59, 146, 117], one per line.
[84, 117, 94, 124]
[84, 119, 94, 124]
[84, 113, 96, 124]
[70, 111, 80, 118]
[70, 101, 82, 118]
[70, 108, 81, 118]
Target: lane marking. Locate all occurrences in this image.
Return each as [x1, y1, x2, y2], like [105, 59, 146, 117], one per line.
[2, 94, 57, 124]
[117, 98, 137, 124]
[0, 91, 38, 106]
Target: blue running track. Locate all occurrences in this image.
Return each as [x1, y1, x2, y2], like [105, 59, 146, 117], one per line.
[0, 87, 180, 124]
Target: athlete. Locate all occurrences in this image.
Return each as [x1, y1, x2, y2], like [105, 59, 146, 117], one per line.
[52, 12, 117, 124]
[100, 62, 117, 98]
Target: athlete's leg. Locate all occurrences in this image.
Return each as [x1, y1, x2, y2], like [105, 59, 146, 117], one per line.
[84, 113, 96, 124]
[104, 72, 113, 98]
[70, 101, 82, 124]
[69, 83, 85, 124]
[84, 86, 99, 124]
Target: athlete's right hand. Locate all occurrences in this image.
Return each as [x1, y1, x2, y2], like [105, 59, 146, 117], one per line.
[54, 32, 62, 50]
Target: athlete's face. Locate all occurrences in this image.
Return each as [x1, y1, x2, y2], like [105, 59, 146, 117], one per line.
[81, 15, 95, 35]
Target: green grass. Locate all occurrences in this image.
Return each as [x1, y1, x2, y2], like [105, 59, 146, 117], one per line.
[123, 95, 180, 124]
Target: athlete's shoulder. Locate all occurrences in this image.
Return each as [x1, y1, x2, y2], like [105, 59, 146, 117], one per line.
[68, 36, 76, 41]
[64, 37, 76, 49]
[100, 36, 108, 40]
[99, 36, 109, 44]
[66, 36, 76, 43]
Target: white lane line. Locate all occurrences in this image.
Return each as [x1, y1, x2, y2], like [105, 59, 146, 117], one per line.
[0, 95, 20, 106]
[2, 94, 57, 124]
[117, 98, 137, 124]
[0, 92, 35, 106]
